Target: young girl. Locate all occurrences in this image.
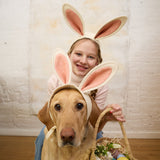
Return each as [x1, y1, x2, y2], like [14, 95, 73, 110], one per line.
[35, 37, 125, 160]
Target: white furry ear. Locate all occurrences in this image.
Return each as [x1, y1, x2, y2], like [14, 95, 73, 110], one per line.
[79, 62, 118, 93]
[63, 4, 84, 36]
[54, 52, 71, 84]
[94, 16, 127, 39]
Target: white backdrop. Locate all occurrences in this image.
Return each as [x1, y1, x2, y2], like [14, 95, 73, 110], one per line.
[0, 0, 160, 138]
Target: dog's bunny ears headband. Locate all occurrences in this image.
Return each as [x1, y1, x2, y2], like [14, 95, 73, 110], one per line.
[63, 4, 127, 41]
[48, 52, 118, 121]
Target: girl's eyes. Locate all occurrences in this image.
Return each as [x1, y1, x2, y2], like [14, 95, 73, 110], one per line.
[75, 53, 95, 59]
[76, 52, 82, 56]
[88, 56, 95, 59]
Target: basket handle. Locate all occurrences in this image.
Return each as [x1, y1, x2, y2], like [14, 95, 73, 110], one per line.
[93, 107, 136, 160]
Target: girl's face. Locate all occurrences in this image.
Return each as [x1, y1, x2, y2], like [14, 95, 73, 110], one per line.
[69, 40, 98, 77]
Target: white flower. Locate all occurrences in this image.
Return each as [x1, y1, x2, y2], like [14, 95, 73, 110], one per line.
[112, 143, 121, 149]
[106, 151, 113, 160]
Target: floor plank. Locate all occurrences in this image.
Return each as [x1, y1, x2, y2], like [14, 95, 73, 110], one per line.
[0, 136, 160, 160]
[129, 139, 160, 160]
[0, 136, 36, 160]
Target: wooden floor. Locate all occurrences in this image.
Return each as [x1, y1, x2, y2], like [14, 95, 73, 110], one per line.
[0, 136, 160, 160]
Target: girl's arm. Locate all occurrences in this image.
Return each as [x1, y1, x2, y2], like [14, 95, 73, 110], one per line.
[95, 84, 125, 132]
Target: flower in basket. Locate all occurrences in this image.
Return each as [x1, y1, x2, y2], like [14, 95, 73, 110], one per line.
[95, 141, 129, 160]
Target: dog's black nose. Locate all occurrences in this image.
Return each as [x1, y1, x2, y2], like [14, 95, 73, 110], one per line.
[60, 128, 75, 144]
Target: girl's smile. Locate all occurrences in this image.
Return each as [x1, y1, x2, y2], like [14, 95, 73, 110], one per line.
[76, 64, 88, 71]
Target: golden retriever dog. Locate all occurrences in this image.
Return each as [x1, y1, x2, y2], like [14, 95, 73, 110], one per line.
[38, 88, 103, 160]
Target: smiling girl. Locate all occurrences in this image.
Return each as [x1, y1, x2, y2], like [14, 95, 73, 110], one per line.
[35, 3, 127, 159]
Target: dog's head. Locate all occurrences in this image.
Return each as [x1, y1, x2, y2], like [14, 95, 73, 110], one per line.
[38, 87, 104, 147]
[49, 88, 88, 147]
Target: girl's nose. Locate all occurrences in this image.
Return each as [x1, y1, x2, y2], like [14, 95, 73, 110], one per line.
[80, 56, 87, 64]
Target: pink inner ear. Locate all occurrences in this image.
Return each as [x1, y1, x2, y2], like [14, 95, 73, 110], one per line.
[95, 19, 121, 39]
[66, 9, 84, 35]
[81, 67, 112, 91]
[55, 54, 70, 84]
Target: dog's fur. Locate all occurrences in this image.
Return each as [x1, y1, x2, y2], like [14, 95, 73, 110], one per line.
[38, 88, 103, 160]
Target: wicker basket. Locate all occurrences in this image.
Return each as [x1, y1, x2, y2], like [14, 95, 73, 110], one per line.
[89, 107, 138, 160]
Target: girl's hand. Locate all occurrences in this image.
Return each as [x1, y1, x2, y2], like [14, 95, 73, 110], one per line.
[98, 104, 126, 132]
[105, 104, 126, 122]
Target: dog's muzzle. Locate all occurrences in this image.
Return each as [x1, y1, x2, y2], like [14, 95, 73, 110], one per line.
[60, 127, 75, 146]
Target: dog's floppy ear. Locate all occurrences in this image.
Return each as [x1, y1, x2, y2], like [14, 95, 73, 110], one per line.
[38, 102, 54, 131]
[88, 97, 101, 128]
[89, 98, 109, 133]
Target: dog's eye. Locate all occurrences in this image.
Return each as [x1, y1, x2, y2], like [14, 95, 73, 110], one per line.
[54, 104, 61, 111]
[76, 103, 84, 110]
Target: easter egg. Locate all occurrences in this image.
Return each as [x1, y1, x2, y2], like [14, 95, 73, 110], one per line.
[117, 157, 128, 160]
[117, 154, 125, 158]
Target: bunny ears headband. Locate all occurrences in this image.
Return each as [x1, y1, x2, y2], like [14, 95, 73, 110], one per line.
[48, 52, 118, 120]
[63, 4, 127, 41]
